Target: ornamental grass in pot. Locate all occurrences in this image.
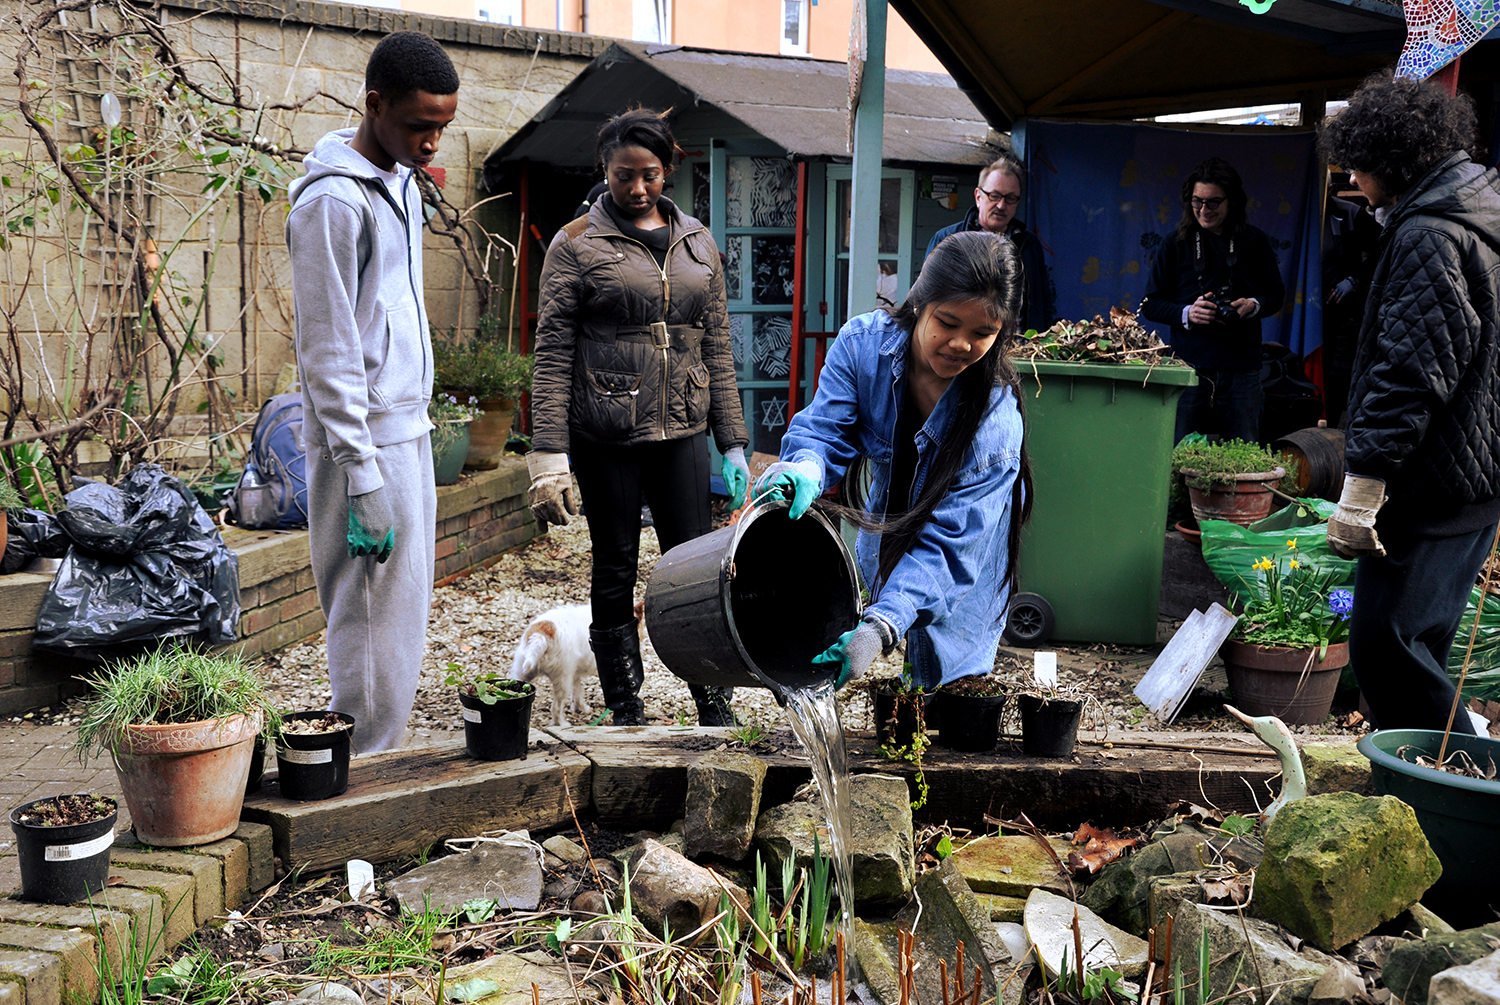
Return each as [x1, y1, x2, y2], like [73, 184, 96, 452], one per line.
[71, 644, 279, 846]
[1221, 540, 1353, 725]
[1172, 437, 1287, 527]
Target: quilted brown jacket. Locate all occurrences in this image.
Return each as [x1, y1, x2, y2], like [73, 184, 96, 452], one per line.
[1347, 151, 1500, 536]
[530, 195, 748, 454]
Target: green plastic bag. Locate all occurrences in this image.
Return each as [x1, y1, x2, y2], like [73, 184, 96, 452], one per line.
[1198, 499, 1356, 606]
[1450, 586, 1500, 703]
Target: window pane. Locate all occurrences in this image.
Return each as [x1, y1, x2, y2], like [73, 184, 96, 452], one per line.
[729, 313, 750, 371]
[748, 389, 791, 455]
[728, 156, 798, 228]
[692, 160, 711, 227]
[836, 176, 903, 253]
[783, 0, 803, 47]
[749, 314, 792, 380]
[751, 236, 796, 305]
[724, 234, 746, 301]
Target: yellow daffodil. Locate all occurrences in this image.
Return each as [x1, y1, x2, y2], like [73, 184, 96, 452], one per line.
[1289, 559, 1300, 569]
[1253, 558, 1273, 571]
[1286, 539, 1298, 551]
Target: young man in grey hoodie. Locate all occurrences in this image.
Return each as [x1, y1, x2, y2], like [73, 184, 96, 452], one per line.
[285, 32, 459, 752]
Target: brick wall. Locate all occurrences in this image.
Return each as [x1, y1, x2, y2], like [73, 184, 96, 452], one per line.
[0, 458, 540, 715]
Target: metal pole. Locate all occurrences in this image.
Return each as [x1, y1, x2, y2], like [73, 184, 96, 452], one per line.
[846, 0, 886, 321]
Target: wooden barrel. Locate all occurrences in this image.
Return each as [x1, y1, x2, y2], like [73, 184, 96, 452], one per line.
[1273, 426, 1346, 501]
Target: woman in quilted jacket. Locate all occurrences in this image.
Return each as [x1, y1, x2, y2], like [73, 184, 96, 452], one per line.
[524, 108, 751, 727]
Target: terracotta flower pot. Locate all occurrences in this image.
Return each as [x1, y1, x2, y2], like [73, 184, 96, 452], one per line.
[464, 397, 517, 470]
[111, 712, 261, 846]
[1180, 467, 1284, 527]
[1221, 640, 1348, 725]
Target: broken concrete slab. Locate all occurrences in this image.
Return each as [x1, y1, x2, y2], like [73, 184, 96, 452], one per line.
[682, 751, 767, 861]
[440, 949, 602, 1004]
[1257, 792, 1441, 951]
[1171, 901, 1347, 1005]
[618, 838, 747, 937]
[1024, 889, 1149, 981]
[387, 841, 543, 916]
[1429, 947, 1500, 1005]
[1382, 922, 1500, 1005]
[948, 834, 1074, 899]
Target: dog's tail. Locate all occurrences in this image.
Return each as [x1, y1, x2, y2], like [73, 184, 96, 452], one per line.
[509, 622, 554, 682]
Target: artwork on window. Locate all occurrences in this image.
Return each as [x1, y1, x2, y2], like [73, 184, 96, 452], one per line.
[729, 313, 750, 370]
[724, 235, 744, 301]
[752, 314, 792, 380]
[752, 236, 796, 305]
[692, 160, 711, 227]
[760, 395, 789, 433]
[728, 157, 798, 229]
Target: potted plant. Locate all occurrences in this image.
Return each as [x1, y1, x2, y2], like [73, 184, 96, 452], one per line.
[1219, 542, 1353, 725]
[932, 673, 1008, 753]
[72, 644, 278, 846]
[446, 663, 534, 761]
[429, 394, 483, 486]
[1172, 437, 1287, 527]
[1017, 682, 1087, 758]
[8, 792, 117, 904]
[433, 314, 533, 471]
[275, 711, 356, 801]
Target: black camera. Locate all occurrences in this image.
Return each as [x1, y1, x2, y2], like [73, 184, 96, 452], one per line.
[1210, 286, 1242, 324]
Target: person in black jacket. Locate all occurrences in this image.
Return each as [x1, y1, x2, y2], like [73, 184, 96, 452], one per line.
[1320, 70, 1500, 736]
[1140, 158, 1285, 443]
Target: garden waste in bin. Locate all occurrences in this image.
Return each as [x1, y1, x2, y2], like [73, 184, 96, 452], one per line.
[1009, 359, 1195, 646]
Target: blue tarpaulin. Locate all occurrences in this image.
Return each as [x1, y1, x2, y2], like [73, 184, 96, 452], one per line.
[1025, 121, 1324, 357]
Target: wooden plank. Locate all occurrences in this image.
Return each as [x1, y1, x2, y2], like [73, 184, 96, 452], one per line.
[240, 731, 590, 873]
[229, 530, 312, 590]
[0, 574, 52, 632]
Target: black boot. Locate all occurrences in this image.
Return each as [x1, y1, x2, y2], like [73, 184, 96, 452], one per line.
[690, 684, 738, 727]
[590, 621, 647, 726]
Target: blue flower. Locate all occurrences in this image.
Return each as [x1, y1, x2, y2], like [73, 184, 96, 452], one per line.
[1328, 589, 1353, 620]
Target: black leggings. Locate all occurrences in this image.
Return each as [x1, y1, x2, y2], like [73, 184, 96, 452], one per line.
[571, 435, 710, 629]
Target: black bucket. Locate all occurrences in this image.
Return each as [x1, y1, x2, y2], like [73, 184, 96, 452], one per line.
[873, 684, 935, 748]
[9, 796, 117, 905]
[645, 499, 860, 703]
[276, 711, 355, 801]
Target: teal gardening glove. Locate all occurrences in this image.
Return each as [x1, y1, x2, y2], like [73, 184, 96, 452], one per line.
[752, 459, 822, 519]
[347, 487, 395, 563]
[720, 446, 751, 510]
[813, 616, 897, 688]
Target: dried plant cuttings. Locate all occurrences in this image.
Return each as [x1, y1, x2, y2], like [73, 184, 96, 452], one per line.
[1010, 307, 1183, 366]
[1398, 743, 1498, 780]
[1065, 823, 1144, 876]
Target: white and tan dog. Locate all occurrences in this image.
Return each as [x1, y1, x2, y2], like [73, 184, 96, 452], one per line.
[508, 601, 645, 725]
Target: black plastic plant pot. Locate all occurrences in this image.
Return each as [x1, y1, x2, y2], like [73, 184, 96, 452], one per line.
[1019, 694, 1084, 758]
[276, 711, 355, 801]
[932, 691, 1006, 753]
[9, 795, 118, 905]
[873, 683, 935, 748]
[460, 689, 534, 762]
[246, 735, 266, 796]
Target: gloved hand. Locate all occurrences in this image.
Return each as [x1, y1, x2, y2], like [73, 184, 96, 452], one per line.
[721, 446, 751, 510]
[752, 459, 822, 519]
[812, 617, 894, 688]
[1328, 277, 1357, 304]
[1328, 473, 1387, 559]
[347, 487, 395, 563]
[527, 451, 579, 529]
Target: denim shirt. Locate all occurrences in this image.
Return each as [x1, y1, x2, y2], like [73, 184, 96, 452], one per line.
[779, 311, 1024, 689]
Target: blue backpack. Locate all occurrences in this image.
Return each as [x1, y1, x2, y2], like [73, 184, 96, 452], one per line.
[227, 391, 308, 529]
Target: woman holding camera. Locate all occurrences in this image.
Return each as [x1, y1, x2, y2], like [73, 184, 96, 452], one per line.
[1140, 157, 1284, 443]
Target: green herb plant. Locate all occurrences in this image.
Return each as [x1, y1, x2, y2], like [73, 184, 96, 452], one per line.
[873, 670, 931, 810]
[1171, 437, 1286, 492]
[433, 314, 534, 403]
[442, 663, 534, 705]
[0, 470, 24, 512]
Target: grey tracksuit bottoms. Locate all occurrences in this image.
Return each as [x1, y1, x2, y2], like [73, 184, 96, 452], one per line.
[307, 435, 436, 753]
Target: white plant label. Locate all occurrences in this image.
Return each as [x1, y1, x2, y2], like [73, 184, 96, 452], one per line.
[462, 707, 482, 723]
[279, 746, 333, 765]
[45, 829, 115, 862]
[1033, 651, 1059, 689]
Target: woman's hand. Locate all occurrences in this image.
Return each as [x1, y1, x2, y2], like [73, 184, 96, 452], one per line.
[526, 451, 579, 529]
[751, 460, 822, 519]
[812, 616, 895, 687]
[720, 446, 750, 510]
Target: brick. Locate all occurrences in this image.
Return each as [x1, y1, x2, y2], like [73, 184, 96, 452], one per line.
[89, 885, 167, 963]
[230, 823, 274, 896]
[295, 569, 317, 593]
[108, 850, 221, 927]
[0, 634, 34, 661]
[260, 575, 298, 605]
[0, 686, 61, 719]
[0, 948, 60, 1005]
[290, 610, 327, 642]
[434, 538, 457, 560]
[106, 867, 194, 952]
[0, 663, 15, 690]
[0, 977, 20, 1005]
[0, 924, 97, 1005]
[239, 608, 279, 637]
[193, 836, 250, 910]
[279, 590, 320, 621]
[0, 905, 127, 986]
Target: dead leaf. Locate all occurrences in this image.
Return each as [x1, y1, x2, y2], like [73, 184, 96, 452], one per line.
[1199, 874, 1251, 904]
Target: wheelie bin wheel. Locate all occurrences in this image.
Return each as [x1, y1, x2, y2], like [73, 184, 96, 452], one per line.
[1004, 593, 1055, 648]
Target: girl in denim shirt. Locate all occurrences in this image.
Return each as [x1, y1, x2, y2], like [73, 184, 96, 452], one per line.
[754, 231, 1033, 690]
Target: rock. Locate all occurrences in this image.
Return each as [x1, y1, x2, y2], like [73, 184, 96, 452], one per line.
[297, 983, 363, 1005]
[948, 834, 1074, 898]
[1301, 741, 1375, 796]
[388, 842, 543, 915]
[1080, 819, 1262, 934]
[1171, 901, 1346, 1005]
[1430, 947, 1500, 1005]
[682, 751, 768, 861]
[542, 852, 564, 871]
[975, 892, 1028, 924]
[258, 942, 285, 961]
[440, 951, 587, 1004]
[856, 895, 1029, 1005]
[619, 838, 748, 936]
[1409, 902, 1458, 937]
[571, 890, 610, 915]
[543, 875, 580, 900]
[754, 773, 914, 907]
[1257, 792, 1441, 951]
[595, 860, 621, 886]
[908, 858, 1014, 983]
[1025, 889, 1150, 980]
[542, 834, 587, 865]
[1382, 921, 1500, 1005]
[1146, 873, 1206, 958]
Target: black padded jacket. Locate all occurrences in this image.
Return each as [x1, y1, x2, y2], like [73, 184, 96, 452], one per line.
[531, 195, 748, 455]
[1346, 152, 1500, 537]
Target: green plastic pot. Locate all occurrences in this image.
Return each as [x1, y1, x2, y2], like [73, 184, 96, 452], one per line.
[1357, 728, 1500, 927]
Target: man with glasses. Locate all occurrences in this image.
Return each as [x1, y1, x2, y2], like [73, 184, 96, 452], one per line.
[925, 153, 1053, 332]
[1140, 157, 1284, 443]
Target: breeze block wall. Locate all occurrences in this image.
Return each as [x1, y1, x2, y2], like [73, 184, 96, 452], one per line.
[0, 458, 539, 716]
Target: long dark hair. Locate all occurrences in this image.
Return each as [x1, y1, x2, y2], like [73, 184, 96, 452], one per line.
[834, 230, 1034, 595]
[1175, 157, 1248, 241]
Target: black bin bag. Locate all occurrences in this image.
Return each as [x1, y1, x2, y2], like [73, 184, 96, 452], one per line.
[32, 464, 241, 656]
[1, 508, 69, 575]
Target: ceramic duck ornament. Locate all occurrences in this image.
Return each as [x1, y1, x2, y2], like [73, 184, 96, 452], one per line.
[1225, 704, 1307, 822]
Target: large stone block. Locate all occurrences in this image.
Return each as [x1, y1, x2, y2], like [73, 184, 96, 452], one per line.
[1383, 922, 1500, 1005]
[1300, 742, 1375, 796]
[1171, 902, 1348, 1005]
[1430, 948, 1500, 1005]
[388, 841, 542, 916]
[754, 773, 913, 908]
[948, 834, 1073, 899]
[682, 751, 767, 862]
[1257, 792, 1441, 951]
[618, 838, 747, 938]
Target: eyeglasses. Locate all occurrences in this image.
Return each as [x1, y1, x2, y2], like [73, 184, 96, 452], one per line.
[978, 188, 1021, 206]
[1191, 196, 1227, 210]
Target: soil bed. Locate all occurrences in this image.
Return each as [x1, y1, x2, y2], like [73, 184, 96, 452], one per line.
[11, 793, 115, 827]
[281, 713, 352, 736]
